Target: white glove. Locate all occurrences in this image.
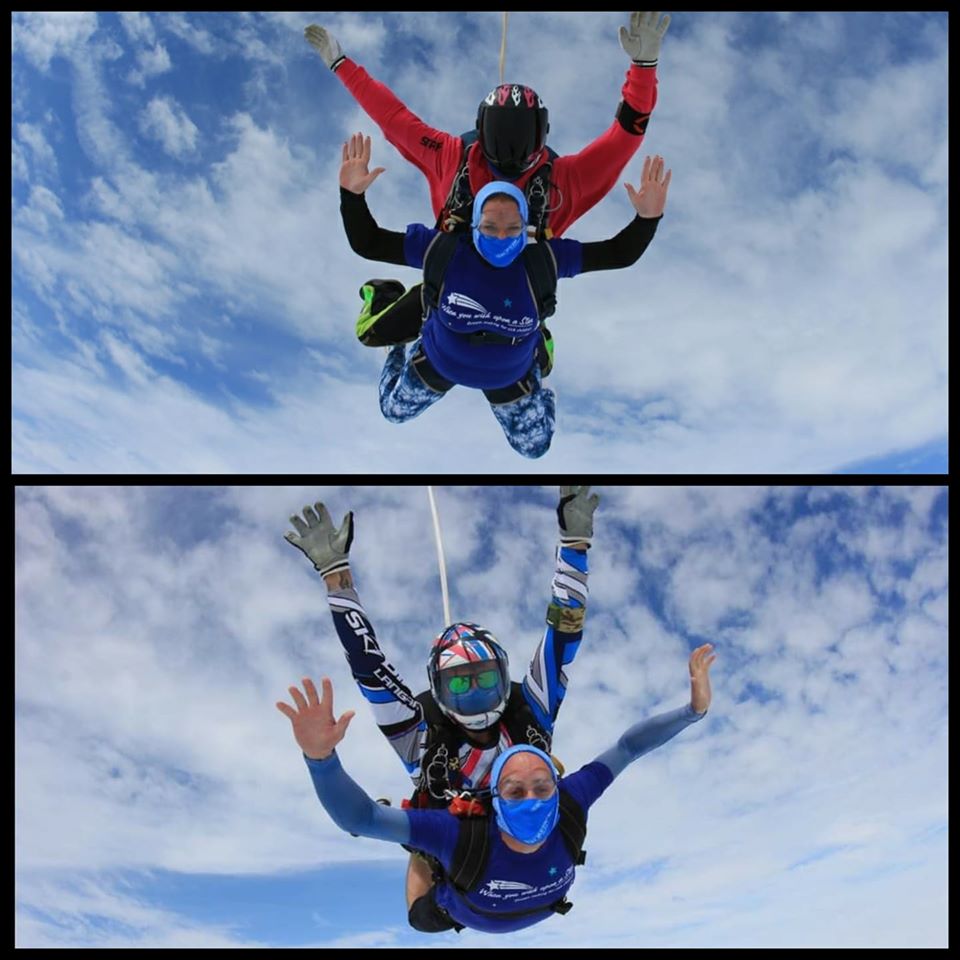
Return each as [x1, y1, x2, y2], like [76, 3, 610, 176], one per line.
[304, 24, 346, 72]
[557, 486, 600, 547]
[619, 11, 671, 68]
[284, 503, 354, 577]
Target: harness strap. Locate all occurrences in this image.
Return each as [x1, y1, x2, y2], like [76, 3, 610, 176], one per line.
[412, 683, 552, 808]
[452, 890, 575, 921]
[421, 232, 460, 317]
[520, 241, 558, 321]
[467, 330, 525, 346]
[482, 365, 538, 406]
[445, 787, 588, 920]
[437, 138, 558, 240]
[524, 161, 555, 241]
[558, 789, 588, 865]
[411, 344, 455, 394]
[448, 818, 490, 893]
[421, 234, 558, 326]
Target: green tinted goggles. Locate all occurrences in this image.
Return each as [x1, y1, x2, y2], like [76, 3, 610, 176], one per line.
[446, 670, 500, 694]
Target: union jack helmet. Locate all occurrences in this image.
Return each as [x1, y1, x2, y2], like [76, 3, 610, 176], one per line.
[427, 623, 510, 731]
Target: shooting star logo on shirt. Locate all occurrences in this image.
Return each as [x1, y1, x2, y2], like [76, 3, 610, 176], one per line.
[482, 879, 536, 893]
[445, 292, 487, 313]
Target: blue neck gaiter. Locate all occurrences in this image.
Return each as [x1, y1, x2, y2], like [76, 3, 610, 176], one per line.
[474, 233, 525, 267]
[493, 794, 560, 845]
[472, 181, 529, 268]
[490, 744, 560, 845]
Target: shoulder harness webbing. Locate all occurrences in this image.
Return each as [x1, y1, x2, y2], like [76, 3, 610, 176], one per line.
[421, 232, 558, 326]
[437, 133, 559, 240]
[445, 787, 587, 918]
[412, 682, 551, 808]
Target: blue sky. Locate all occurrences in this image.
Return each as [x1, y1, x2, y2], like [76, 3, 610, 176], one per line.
[15, 485, 948, 947]
[11, 12, 948, 473]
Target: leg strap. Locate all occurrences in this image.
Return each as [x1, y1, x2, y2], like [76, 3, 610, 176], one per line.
[411, 344, 455, 394]
[483, 364, 538, 405]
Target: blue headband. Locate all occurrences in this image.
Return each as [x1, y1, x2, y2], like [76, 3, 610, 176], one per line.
[490, 744, 558, 794]
[471, 181, 529, 229]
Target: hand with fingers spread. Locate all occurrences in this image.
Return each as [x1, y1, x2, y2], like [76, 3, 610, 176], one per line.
[304, 24, 346, 73]
[619, 11, 672, 67]
[624, 155, 672, 219]
[339, 132, 386, 195]
[284, 502, 354, 577]
[276, 676, 356, 760]
[689, 643, 717, 715]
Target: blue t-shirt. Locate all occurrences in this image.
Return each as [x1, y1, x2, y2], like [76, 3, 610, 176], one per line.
[406, 760, 614, 934]
[304, 703, 704, 934]
[403, 225, 583, 390]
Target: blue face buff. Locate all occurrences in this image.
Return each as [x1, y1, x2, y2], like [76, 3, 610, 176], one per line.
[494, 795, 560, 845]
[474, 232, 525, 267]
[491, 745, 560, 845]
[472, 181, 529, 268]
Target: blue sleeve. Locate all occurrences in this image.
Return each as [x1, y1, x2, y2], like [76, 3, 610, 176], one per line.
[547, 237, 583, 279]
[521, 546, 589, 736]
[406, 808, 465, 870]
[403, 223, 440, 269]
[304, 752, 411, 844]
[558, 761, 616, 815]
[593, 704, 706, 780]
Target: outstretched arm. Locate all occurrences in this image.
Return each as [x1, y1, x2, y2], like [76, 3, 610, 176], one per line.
[305, 25, 463, 218]
[546, 13, 670, 235]
[338, 133, 408, 265]
[277, 676, 411, 842]
[593, 644, 716, 779]
[284, 502, 425, 786]
[321, 566, 426, 784]
[576, 154, 671, 273]
[522, 487, 600, 736]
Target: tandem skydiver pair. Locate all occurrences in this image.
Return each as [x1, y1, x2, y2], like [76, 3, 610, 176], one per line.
[306, 13, 673, 457]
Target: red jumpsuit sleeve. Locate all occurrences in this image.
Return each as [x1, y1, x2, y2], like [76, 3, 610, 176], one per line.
[545, 65, 659, 237]
[334, 58, 465, 218]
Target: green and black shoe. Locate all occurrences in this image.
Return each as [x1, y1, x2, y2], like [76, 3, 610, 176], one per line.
[537, 325, 555, 378]
[356, 279, 406, 346]
[356, 280, 427, 347]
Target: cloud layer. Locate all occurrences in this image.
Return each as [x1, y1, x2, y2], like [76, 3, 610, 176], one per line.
[12, 12, 948, 472]
[15, 485, 948, 946]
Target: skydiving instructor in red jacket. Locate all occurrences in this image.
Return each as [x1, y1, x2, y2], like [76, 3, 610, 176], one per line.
[305, 12, 671, 351]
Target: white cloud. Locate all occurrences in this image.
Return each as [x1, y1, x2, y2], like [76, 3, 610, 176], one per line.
[129, 44, 173, 87]
[14, 486, 948, 947]
[14, 122, 59, 178]
[138, 96, 198, 157]
[12, 11, 99, 71]
[11, 13, 948, 472]
[119, 12, 156, 45]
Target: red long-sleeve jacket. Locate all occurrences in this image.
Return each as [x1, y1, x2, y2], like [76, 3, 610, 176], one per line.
[334, 58, 658, 238]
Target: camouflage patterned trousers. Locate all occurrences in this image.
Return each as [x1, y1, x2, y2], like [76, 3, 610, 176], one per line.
[378, 341, 555, 460]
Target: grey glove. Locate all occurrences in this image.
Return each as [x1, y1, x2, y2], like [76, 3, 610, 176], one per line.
[557, 486, 600, 547]
[284, 502, 354, 576]
[619, 11, 671, 68]
[304, 24, 346, 72]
